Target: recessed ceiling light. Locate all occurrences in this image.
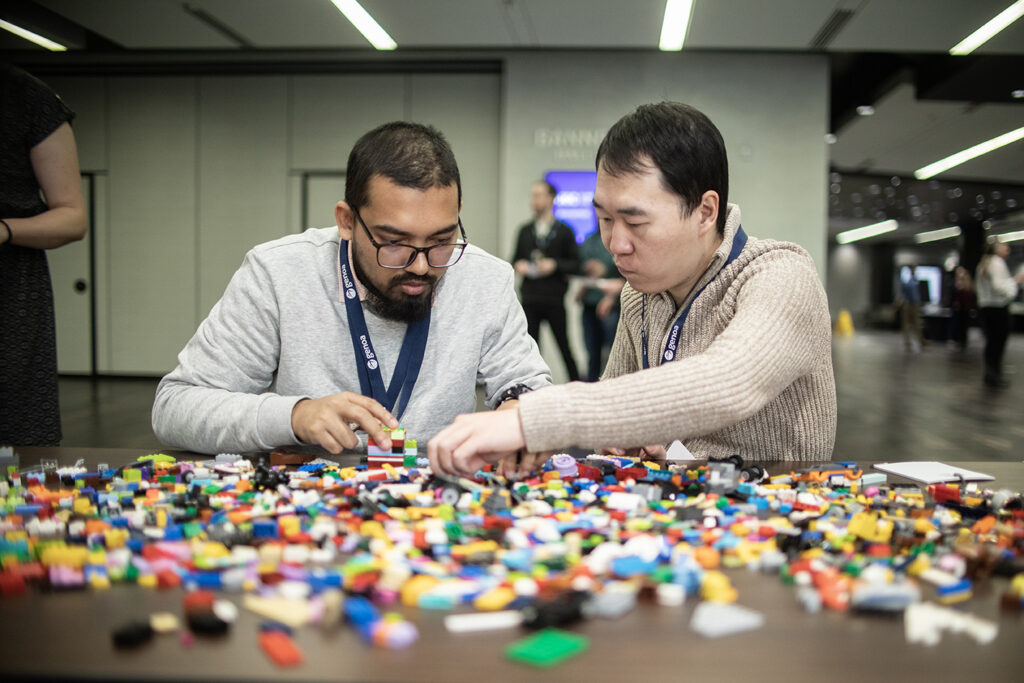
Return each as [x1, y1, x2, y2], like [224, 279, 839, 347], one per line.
[914, 125, 1024, 179]
[914, 226, 961, 243]
[0, 19, 67, 51]
[330, 0, 396, 50]
[836, 219, 898, 244]
[659, 0, 694, 51]
[856, 105, 875, 116]
[950, 0, 1024, 55]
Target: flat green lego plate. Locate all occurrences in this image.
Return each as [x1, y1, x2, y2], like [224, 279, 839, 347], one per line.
[505, 628, 589, 668]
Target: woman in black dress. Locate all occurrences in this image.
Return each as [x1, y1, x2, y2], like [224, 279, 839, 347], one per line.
[1, 64, 87, 445]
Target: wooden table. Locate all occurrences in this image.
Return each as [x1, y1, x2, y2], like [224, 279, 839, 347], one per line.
[1, 448, 1022, 682]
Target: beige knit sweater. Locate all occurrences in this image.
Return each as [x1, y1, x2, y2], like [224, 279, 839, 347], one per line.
[518, 204, 836, 461]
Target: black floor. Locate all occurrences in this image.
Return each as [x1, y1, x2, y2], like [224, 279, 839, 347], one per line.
[58, 330, 1024, 461]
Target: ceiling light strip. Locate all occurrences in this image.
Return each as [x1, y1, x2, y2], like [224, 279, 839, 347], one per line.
[997, 229, 1024, 242]
[659, 0, 694, 51]
[331, 0, 397, 50]
[914, 126, 1024, 180]
[0, 19, 67, 51]
[949, 0, 1024, 55]
[836, 220, 898, 244]
[914, 226, 961, 244]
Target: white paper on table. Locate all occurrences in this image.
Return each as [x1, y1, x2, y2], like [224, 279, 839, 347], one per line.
[872, 461, 994, 485]
[666, 440, 697, 461]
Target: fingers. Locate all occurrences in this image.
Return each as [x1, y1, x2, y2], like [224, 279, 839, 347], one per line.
[428, 421, 467, 476]
[517, 451, 551, 477]
[640, 444, 667, 463]
[340, 393, 396, 449]
[291, 394, 398, 454]
[429, 410, 527, 477]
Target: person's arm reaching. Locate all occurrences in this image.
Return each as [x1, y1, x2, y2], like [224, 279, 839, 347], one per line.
[430, 250, 830, 472]
[153, 251, 395, 454]
[2, 123, 87, 249]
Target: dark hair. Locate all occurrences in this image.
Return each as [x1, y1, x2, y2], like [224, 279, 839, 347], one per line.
[536, 181, 557, 197]
[345, 122, 461, 209]
[596, 102, 729, 235]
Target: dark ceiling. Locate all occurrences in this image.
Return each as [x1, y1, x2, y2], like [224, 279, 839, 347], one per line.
[3, 0, 1023, 245]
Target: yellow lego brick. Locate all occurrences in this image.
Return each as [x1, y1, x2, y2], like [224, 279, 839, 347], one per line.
[451, 540, 498, 559]
[104, 529, 129, 549]
[137, 573, 158, 588]
[359, 520, 388, 541]
[400, 574, 440, 607]
[278, 516, 301, 537]
[40, 544, 89, 568]
[201, 541, 230, 558]
[473, 586, 516, 611]
[701, 570, 737, 603]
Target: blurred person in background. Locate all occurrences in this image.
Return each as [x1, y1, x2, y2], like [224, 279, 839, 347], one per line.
[975, 241, 1023, 388]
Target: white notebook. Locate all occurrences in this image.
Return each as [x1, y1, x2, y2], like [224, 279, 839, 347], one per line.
[872, 461, 994, 485]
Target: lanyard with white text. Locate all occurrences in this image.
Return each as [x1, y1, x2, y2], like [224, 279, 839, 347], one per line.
[339, 240, 430, 420]
[641, 227, 748, 369]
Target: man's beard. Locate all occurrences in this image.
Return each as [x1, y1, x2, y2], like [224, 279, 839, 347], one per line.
[352, 250, 437, 322]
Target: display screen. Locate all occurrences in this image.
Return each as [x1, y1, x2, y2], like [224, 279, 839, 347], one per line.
[545, 170, 598, 244]
[898, 265, 942, 304]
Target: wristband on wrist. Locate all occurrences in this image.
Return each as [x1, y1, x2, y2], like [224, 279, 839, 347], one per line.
[0, 219, 11, 245]
[496, 383, 533, 407]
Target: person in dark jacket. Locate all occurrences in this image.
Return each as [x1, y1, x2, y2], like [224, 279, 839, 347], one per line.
[512, 181, 580, 381]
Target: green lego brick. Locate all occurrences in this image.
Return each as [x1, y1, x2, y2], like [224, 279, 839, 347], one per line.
[506, 628, 589, 668]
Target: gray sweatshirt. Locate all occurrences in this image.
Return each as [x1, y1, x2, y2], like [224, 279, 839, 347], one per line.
[153, 227, 552, 454]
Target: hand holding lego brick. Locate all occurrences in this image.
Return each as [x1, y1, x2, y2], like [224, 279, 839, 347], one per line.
[428, 407, 526, 477]
[290, 392, 398, 453]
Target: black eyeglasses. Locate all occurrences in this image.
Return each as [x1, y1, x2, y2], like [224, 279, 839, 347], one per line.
[352, 207, 468, 269]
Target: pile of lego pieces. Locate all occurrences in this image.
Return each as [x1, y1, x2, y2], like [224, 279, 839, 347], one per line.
[1, 450, 1023, 667]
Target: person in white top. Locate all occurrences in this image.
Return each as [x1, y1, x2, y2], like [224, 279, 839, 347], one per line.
[974, 240, 1023, 388]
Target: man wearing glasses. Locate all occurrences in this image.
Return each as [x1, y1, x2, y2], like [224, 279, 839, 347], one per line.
[153, 122, 551, 455]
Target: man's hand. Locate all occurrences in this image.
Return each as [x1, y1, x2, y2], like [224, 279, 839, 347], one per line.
[496, 450, 552, 479]
[604, 444, 667, 464]
[429, 408, 526, 478]
[596, 293, 616, 318]
[535, 257, 557, 277]
[291, 392, 398, 454]
[582, 258, 606, 278]
[513, 259, 531, 276]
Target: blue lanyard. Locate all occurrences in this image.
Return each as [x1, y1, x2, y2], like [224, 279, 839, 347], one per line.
[338, 241, 430, 420]
[641, 227, 748, 369]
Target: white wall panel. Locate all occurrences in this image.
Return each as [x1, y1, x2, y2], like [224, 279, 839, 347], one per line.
[289, 75, 405, 172]
[408, 74, 501, 256]
[107, 77, 197, 374]
[197, 76, 289, 318]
